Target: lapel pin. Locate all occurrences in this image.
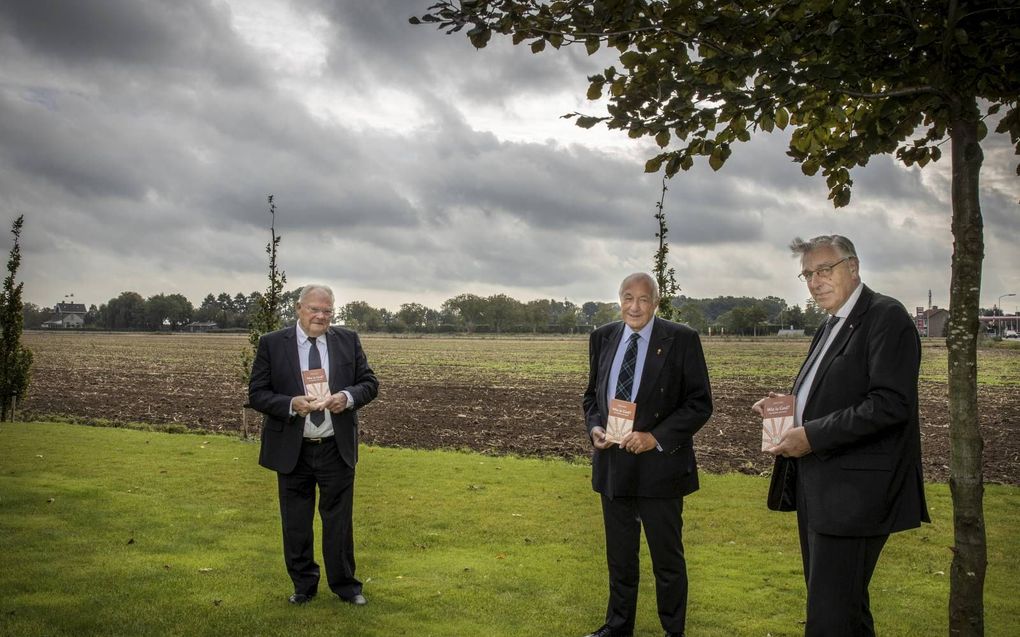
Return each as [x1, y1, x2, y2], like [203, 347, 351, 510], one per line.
[656, 348, 662, 356]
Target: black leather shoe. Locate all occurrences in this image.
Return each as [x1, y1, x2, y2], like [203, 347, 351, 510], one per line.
[340, 593, 367, 606]
[288, 592, 315, 604]
[583, 626, 631, 637]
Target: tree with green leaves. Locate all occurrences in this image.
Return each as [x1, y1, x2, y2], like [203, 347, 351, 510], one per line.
[652, 177, 679, 320]
[1, 215, 32, 421]
[240, 195, 287, 386]
[414, 2, 1018, 633]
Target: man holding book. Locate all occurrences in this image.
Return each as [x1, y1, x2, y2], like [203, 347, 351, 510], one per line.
[581, 272, 713, 637]
[249, 284, 378, 606]
[753, 235, 928, 637]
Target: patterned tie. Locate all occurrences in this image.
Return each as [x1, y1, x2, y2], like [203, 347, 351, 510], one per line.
[614, 332, 641, 401]
[308, 336, 325, 425]
[792, 315, 841, 396]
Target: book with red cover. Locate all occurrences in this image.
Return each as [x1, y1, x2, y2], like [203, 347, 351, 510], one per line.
[761, 394, 796, 451]
[605, 398, 636, 444]
[301, 368, 330, 402]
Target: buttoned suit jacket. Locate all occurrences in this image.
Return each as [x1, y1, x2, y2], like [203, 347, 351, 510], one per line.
[248, 325, 378, 473]
[771, 286, 929, 536]
[583, 317, 713, 499]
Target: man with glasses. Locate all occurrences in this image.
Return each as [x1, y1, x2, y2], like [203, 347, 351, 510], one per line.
[753, 235, 928, 637]
[249, 284, 378, 606]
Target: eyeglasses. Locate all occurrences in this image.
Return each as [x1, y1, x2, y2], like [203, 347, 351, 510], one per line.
[302, 306, 334, 317]
[798, 257, 850, 282]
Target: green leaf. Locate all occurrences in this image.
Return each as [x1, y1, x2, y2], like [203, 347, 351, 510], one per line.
[655, 130, 670, 148]
[645, 154, 665, 173]
[620, 51, 642, 68]
[976, 120, 988, 141]
[611, 80, 626, 97]
[530, 38, 545, 54]
[585, 37, 600, 56]
[801, 160, 820, 176]
[776, 108, 790, 129]
[468, 26, 491, 49]
[709, 148, 724, 171]
[833, 187, 851, 208]
[760, 114, 775, 132]
[586, 82, 603, 100]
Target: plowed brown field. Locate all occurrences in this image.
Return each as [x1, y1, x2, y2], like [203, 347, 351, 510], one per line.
[18, 331, 1020, 485]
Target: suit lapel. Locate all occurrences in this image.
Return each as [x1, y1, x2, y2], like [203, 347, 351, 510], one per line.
[635, 317, 672, 406]
[810, 286, 873, 393]
[597, 323, 626, 415]
[281, 326, 303, 391]
[324, 327, 344, 391]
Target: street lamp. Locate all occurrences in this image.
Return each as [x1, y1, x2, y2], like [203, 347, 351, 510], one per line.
[997, 293, 1016, 337]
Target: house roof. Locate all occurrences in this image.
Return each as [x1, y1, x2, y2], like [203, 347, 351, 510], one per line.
[55, 302, 87, 314]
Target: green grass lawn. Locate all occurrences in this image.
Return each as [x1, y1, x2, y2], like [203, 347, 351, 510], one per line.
[1, 422, 1017, 637]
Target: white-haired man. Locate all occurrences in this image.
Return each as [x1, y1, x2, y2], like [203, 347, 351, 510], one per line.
[582, 273, 713, 637]
[249, 284, 378, 606]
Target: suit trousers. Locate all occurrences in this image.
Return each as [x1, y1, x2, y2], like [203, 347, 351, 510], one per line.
[601, 494, 687, 635]
[277, 439, 361, 598]
[796, 475, 888, 637]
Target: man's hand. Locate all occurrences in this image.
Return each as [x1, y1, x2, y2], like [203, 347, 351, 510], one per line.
[751, 391, 786, 417]
[766, 427, 812, 458]
[591, 427, 614, 450]
[292, 395, 319, 417]
[321, 391, 349, 414]
[620, 431, 658, 454]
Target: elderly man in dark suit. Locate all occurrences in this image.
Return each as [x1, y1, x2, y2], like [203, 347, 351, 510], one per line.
[754, 235, 929, 637]
[249, 284, 378, 606]
[581, 272, 713, 637]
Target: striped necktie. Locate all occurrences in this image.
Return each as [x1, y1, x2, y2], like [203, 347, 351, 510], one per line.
[614, 332, 640, 401]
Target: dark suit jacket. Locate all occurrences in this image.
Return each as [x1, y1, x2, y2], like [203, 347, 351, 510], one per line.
[583, 317, 713, 499]
[773, 286, 929, 536]
[248, 325, 378, 473]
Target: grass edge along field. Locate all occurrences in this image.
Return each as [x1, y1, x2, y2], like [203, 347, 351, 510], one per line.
[1, 422, 1018, 637]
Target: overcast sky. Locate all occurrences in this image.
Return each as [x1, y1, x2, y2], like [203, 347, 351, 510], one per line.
[1, 1, 1017, 315]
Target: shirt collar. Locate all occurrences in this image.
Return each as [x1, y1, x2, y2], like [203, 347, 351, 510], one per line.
[295, 322, 315, 345]
[833, 282, 865, 319]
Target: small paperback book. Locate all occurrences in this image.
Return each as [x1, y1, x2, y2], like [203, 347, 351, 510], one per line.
[301, 368, 330, 402]
[606, 398, 636, 445]
[761, 394, 796, 451]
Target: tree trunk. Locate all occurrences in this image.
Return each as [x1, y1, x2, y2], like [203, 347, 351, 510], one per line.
[946, 95, 986, 636]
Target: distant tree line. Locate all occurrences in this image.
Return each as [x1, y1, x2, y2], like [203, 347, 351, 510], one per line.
[22, 288, 829, 336]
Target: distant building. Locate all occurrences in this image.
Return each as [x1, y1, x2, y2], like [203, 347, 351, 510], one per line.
[776, 328, 805, 337]
[915, 306, 950, 337]
[185, 321, 218, 333]
[42, 301, 87, 329]
[978, 314, 1020, 336]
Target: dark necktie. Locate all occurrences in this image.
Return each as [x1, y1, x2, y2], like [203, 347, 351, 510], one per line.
[614, 332, 641, 401]
[308, 337, 325, 425]
[793, 315, 841, 395]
